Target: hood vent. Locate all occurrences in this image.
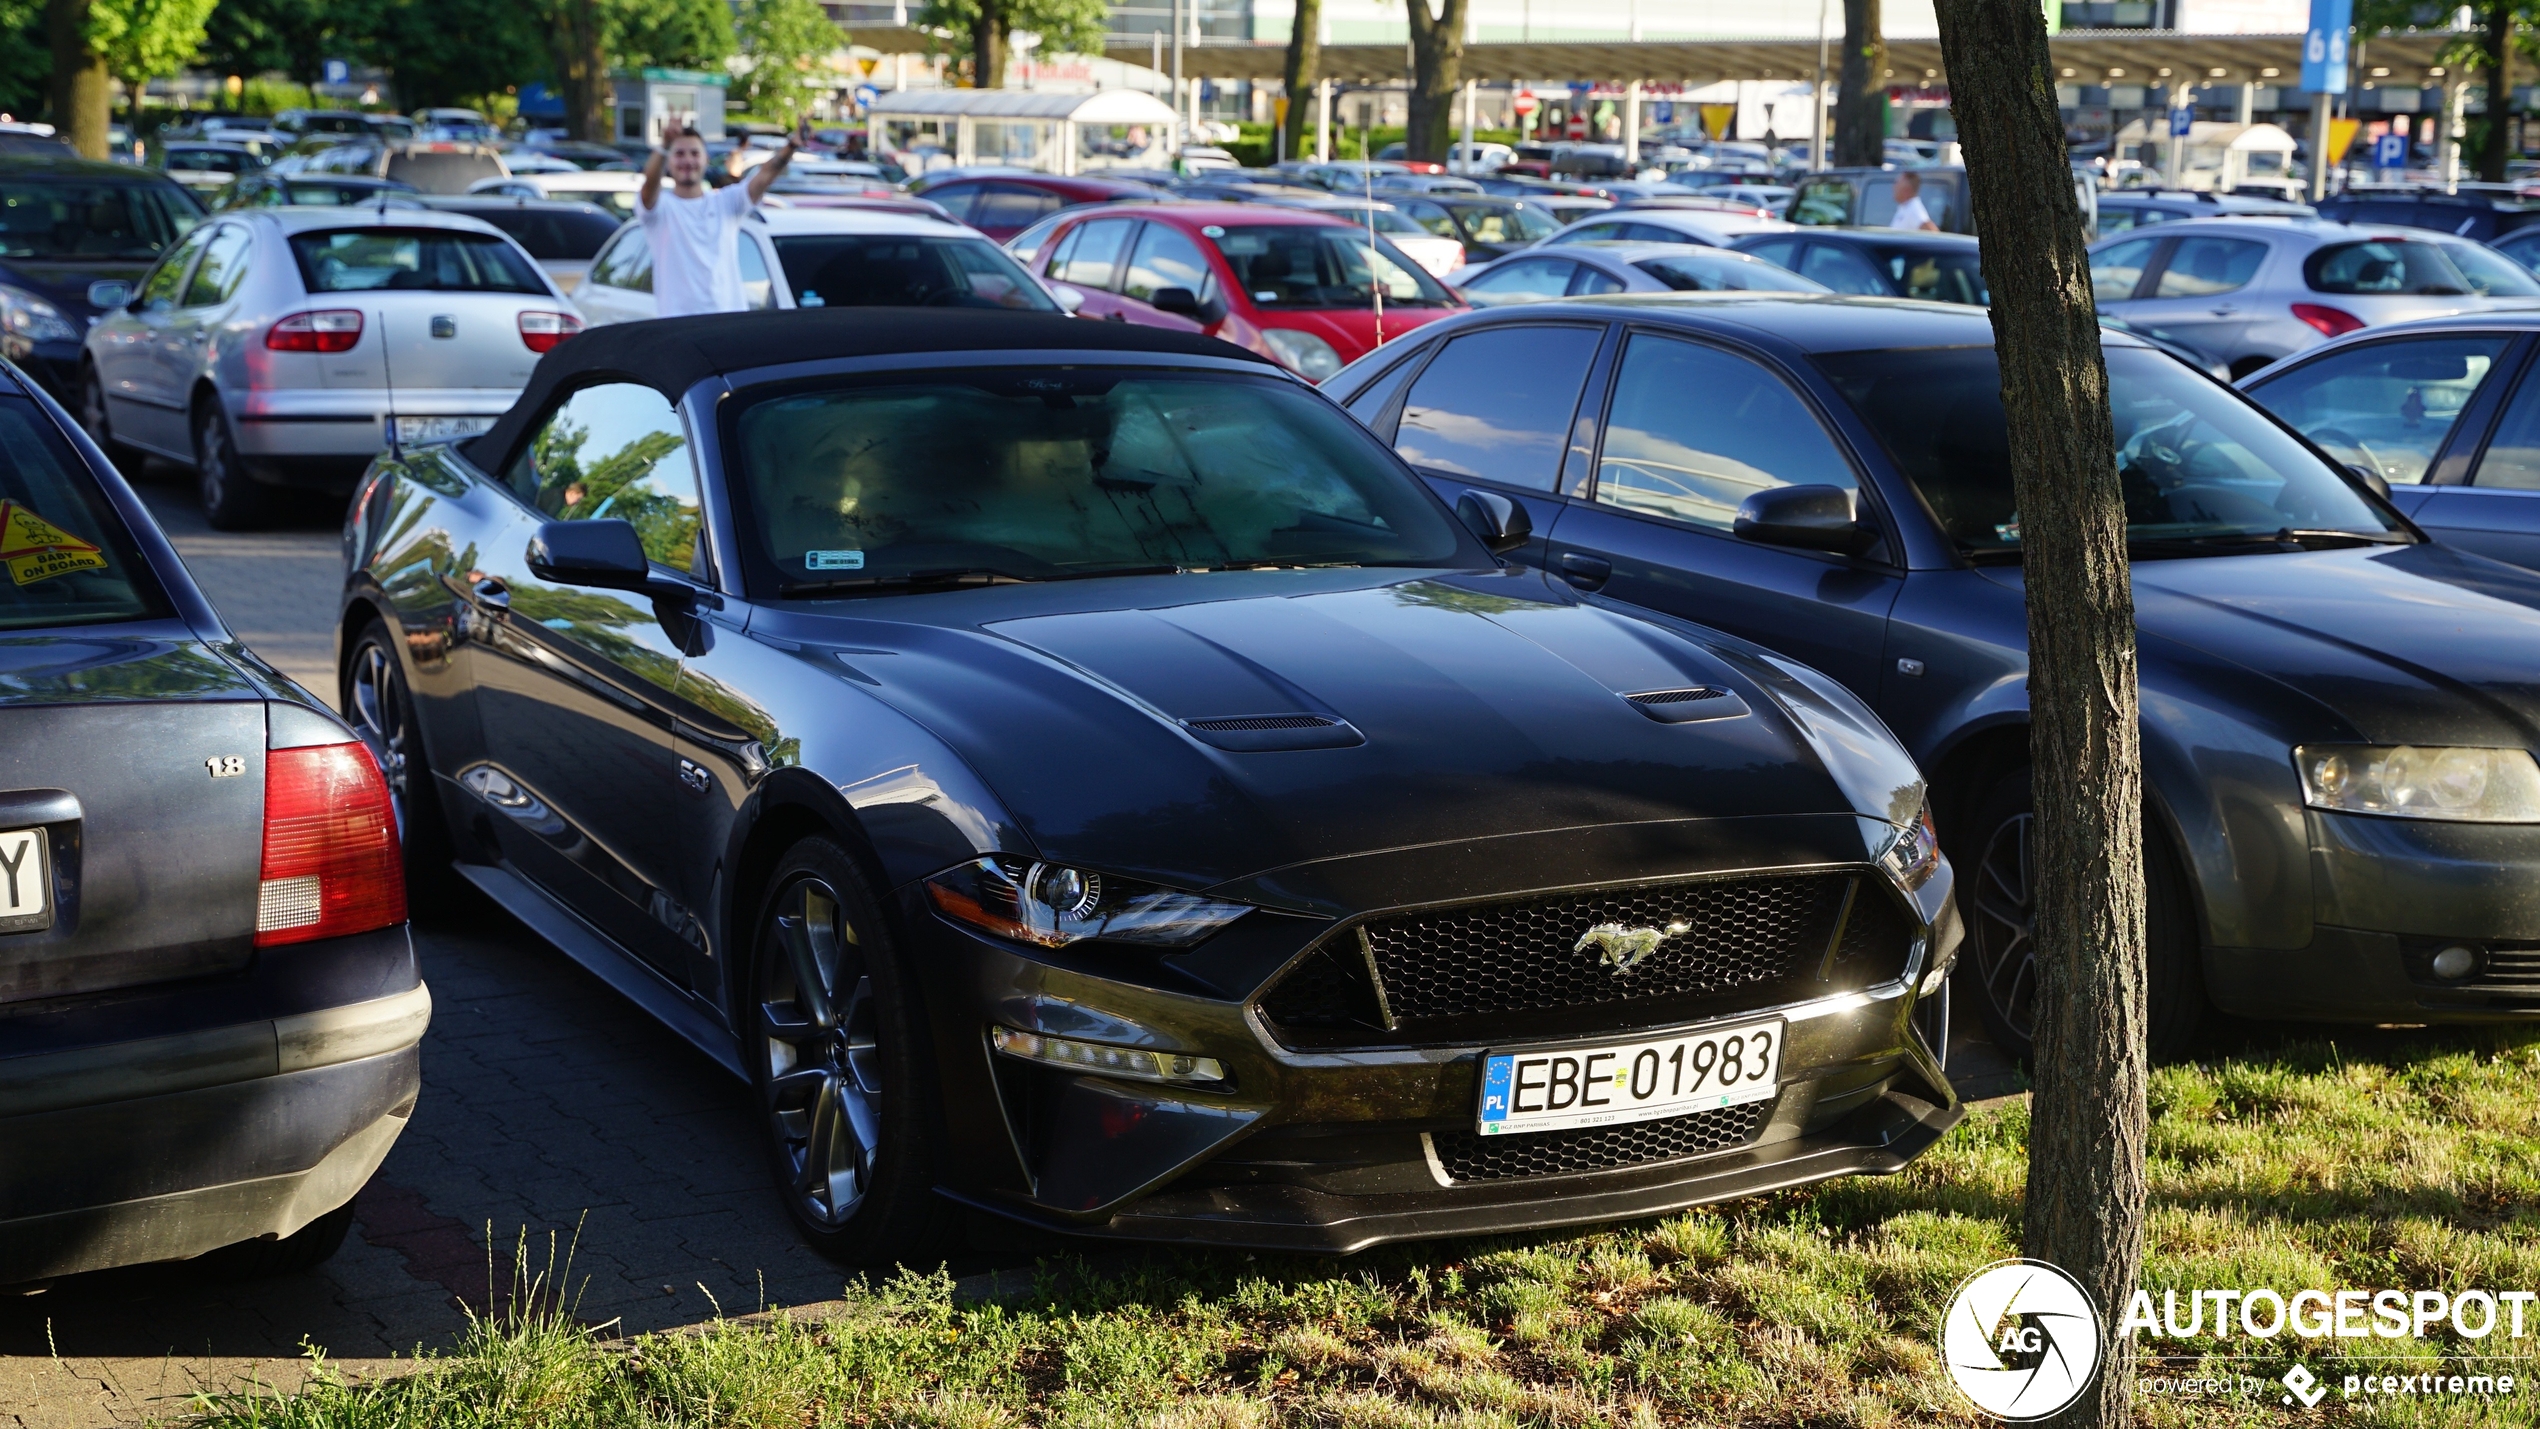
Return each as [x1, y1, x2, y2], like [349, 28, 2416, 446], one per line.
[1625, 686, 1751, 725]
[1181, 712, 1365, 753]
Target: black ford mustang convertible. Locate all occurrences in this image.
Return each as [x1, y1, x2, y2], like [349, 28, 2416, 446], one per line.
[339, 310, 1961, 1260]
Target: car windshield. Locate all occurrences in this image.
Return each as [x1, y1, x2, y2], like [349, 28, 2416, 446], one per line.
[1877, 246, 1989, 304]
[1206, 225, 1455, 308]
[288, 227, 546, 292]
[767, 234, 1057, 311]
[731, 369, 1464, 594]
[385, 151, 505, 193]
[169, 149, 256, 174]
[0, 179, 197, 259]
[0, 397, 168, 629]
[1636, 252, 1822, 292]
[1442, 202, 1561, 246]
[1817, 345, 2404, 558]
[2305, 240, 2484, 296]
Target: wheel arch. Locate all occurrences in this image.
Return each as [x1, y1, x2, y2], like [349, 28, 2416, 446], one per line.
[717, 774, 905, 1030]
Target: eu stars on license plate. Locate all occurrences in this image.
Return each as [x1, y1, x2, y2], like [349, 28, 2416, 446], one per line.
[1475, 1018, 1784, 1135]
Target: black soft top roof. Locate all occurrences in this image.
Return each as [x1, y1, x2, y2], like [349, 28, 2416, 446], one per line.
[465, 308, 1275, 471]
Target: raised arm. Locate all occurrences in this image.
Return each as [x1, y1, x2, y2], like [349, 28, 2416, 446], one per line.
[640, 137, 668, 211]
[744, 118, 807, 204]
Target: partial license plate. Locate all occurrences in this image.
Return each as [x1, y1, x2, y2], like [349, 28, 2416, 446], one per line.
[394, 415, 497, 443]
[1476, 1018, 1785, 1135]
[0, 826, 50, 934]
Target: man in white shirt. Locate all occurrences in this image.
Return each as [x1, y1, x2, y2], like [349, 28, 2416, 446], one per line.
[1889, 170, 1940, 232]
[638, 118, 802, 317]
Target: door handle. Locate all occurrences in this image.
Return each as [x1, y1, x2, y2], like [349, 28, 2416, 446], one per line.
[2210, 304, 2239, 315]
[1558, 553, 1612, 591]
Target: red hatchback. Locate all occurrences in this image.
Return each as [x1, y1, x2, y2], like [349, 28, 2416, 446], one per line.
[1017, 202, 1465, 380]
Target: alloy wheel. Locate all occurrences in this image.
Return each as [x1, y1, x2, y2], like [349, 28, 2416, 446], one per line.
[759, 876, 881, 1230]
[79, 372, 114, 454]
[345, 637, 411, 840]
[196, 408, 236, 515]
[1966, 810, 2036, 1044]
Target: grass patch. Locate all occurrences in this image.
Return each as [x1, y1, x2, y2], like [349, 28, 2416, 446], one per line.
[193, 1027, 2540, 1427]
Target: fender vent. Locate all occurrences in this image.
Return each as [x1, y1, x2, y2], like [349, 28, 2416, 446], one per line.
[1188, 714, 1337, 732]
[1624, 686, 1749, 725]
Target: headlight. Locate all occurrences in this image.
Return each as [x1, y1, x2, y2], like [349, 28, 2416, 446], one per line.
[1260, 327, 1343, 381]
[1879, 800, 1942, 892]
[925, 855, 1252, 949]
[0, 285, 77, 344]
[2295, 744, 2540, 823]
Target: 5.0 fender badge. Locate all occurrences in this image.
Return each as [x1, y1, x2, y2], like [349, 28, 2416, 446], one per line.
[1576, 921, 1691, 974]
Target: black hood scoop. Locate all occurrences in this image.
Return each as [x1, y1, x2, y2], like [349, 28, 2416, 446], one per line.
[1181, 713, 1366, 752]
[1625, 686, 1751, 724]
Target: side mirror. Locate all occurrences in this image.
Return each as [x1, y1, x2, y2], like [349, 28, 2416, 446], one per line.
[1044, 281, 1086, 315]
[86, 279, 132, 310]
[1732, 484, 1877, 555]
[2345, 461, 2392, 500]
[1455, 488, 1533, 555]
[526, 518, 650, 589]
[1150, 285, 1203, 317]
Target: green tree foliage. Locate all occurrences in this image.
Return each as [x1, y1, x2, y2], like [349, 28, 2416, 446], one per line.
[914, 0, 1107, 90]
[732, 0, 839, 126]
[352, 0, 545, 110]
[91, 0, 217, 118]
[195, 0, 346, 85]
[0, 0, 46, 118]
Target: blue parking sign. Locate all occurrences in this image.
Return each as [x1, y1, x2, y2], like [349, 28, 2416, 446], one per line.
[852, 84, 878, 110]
[2301, 0, 2351, 95]
[2373, 131, 2409, 170]
[2170, 106, 2193, 137]
[321, 58, 349, 86]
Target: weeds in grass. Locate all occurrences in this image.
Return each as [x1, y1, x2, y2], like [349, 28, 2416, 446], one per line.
[187, 1027, 2540, 1426]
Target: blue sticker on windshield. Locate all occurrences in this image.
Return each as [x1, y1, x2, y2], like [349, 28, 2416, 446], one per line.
[806, 550, 864, 571]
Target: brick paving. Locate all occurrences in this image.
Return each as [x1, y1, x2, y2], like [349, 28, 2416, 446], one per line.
[0, 469, 2023, 1426]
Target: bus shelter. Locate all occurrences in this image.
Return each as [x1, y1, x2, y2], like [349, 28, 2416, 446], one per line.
[866, 89, 1180, 176]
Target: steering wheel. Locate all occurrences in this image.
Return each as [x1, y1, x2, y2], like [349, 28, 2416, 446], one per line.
[2309, 425, 2390, 483]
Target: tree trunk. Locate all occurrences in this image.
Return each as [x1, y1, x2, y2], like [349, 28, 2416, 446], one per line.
[547, 0, 612, 143]
[46, 0, 111, 160]
[1404, 0, 1467, 163]
[2482, 3, 2514, 183]
[973, 0, 1008, 91]
[1282, 0, 1321, 163]
[1935, 0, 2148, 1425]
[1835, 0, 1886, 167]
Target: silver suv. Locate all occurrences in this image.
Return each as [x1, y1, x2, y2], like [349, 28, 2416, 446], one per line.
[79, 206, 580, 527]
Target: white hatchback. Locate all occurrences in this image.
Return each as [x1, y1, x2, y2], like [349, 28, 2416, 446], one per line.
[571, 206, 1063, 326]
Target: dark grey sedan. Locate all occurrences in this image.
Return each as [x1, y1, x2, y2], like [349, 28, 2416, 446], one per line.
[0, 355, 423, 1286]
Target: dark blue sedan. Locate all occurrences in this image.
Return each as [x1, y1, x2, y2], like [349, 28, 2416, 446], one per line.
[2237, 312, 2540, 574]
[1326, 293, 2540, 1060]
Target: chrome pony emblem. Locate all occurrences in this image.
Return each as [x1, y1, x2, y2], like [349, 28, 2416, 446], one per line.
[1576, 921, 1691, 974]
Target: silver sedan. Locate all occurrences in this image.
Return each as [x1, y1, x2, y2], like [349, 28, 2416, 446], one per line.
[1446, 241, 1827, 305]
[2089, 216, 2540, 379]
[79, 206, 581, 528]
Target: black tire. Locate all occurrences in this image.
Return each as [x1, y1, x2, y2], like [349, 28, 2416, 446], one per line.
[1950, 765, 2207, 1065]
[78, 363, 136, 473]
[193, 399, 270, 531]
[746, 837, 955, 1267]
[191, 1199, 356, 1280]
[342, 618, 461, 909]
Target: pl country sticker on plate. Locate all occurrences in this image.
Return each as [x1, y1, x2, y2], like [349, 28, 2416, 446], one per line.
[0, 501, 104, 586]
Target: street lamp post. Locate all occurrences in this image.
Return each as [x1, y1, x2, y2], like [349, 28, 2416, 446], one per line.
[1815, 0, 1831, 171]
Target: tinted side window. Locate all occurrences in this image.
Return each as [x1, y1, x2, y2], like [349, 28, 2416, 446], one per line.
[1595, 334, 1856, 533]
[594, 227, 652, 292]
[1394, 324, 1603, 490]
[182, 226, 252, 306]
[1123, 221, 1218, 304]
[1739, 237, 1800, 268]
[1557, 221, 1629, 245]
[923, 182, 982, 222]
[740, 235, 774, 309]
[1570, 264, 1627, 295]
[1798, 243, 1890, 296]
[137, 229, 207, 308]
[2091, 236, 2160, 302]
[1053, 217, 1134, 289]
[2153, 237, 2266, 297]
[1465, 257, 1576, 300]
[2246, 336, 2508, 485]
[974, 185, 1060, 231]
[502, 382, 704, 574]
[2468, 360, 2540, 490]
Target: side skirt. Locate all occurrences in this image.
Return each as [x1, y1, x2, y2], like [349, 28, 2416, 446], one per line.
[454, 861, 747, 1081]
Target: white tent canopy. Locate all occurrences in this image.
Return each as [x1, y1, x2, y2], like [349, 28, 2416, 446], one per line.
[868, 89, 1180, 174]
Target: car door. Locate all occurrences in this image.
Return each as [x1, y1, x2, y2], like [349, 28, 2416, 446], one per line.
[2111, 234, 2270, 367]
[576, 225, 653, 325]
[105, 227, 212, 454]
[2238, 332, 2519, 523]
[1114, 220, 1214, 331]
[2407, 342, 2540, 570]
[162, 223, 254, 417]
[462, 380, 710, 977]
[1388, 318, 1611, 567]
[1543, 328, 1904, 701]
[1043, 215, 1141, 322]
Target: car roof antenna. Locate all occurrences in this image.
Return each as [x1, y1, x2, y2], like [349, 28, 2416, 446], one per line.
[379, 308, 402, 460]
[1364, 164, 1384, 347]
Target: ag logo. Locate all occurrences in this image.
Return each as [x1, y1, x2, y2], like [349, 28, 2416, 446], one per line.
[1939, 1259, 2103, 1421]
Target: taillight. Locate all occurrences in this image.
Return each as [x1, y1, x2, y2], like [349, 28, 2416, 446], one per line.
[256, 742, 405, 947]
[266, 309, 364, 353]
[518, 310, 583, 353]
[2291, 302, 2366, 338]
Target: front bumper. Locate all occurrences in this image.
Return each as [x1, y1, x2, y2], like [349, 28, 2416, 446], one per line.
[907, 854, 1961, 1253]
[0, 927, 428, 1283]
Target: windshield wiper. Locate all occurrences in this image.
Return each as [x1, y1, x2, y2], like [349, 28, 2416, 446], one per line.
[2125, 528, 2410, 558]
[780, 567, 1040, 597]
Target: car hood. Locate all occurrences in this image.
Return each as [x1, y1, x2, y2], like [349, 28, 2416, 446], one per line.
[1994, 543, 2540, 744]
[0, 257, 150, 327]
[1251, 304, 1459, 362]
[765, 570, 1910, 905]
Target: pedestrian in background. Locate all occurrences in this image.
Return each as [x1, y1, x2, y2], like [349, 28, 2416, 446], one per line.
[1890, 170, 1940, 231]
[639, 116, 805, 317]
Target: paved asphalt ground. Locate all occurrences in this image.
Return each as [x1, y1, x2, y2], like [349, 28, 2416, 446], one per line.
[0, 465, 2023, 1426]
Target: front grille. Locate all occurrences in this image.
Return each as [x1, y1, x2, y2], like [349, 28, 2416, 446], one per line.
[2480, 950, 2540, 986]
[1187, 714, 1336, 732]
[1430, 1100, 1771, 1181]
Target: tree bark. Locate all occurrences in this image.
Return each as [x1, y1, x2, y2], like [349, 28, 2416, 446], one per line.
[46, 0, 111, 161]
[1404, 0, 1467, 163]
[1935, 0, 2148, 1425]
[1835, 0, 1886, 167]
[546, 0, 612, 143]
[1281, 0, 1321, 163]
[2482, 2, 2514, 184]
[973, 0, 1009, 91]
